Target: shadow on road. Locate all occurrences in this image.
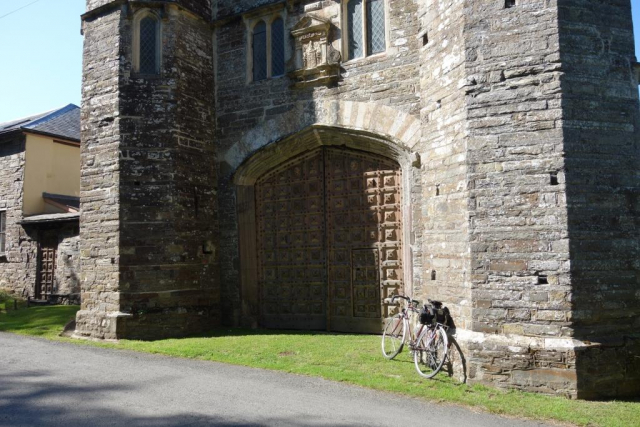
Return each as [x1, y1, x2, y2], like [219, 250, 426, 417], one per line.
[0, 369, 357, 427]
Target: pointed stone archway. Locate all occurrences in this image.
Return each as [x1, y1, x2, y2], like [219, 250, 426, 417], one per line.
[232, 124, 416, 332]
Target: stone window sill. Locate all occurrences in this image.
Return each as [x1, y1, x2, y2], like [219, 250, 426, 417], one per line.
[342, 51, 388, 66]
[131, 73, 163, 80]
[249, 74, 286, 85]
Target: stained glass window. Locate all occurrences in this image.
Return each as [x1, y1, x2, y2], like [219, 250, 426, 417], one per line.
[139, 16, 158, 74]
[253, 21, 267, 81]
[367, 0, 386, 55]
[271, 18, 285, 77]
[347, 0, 364, 60]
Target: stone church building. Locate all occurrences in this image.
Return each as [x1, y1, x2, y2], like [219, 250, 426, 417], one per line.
[76, 0, 639, 398]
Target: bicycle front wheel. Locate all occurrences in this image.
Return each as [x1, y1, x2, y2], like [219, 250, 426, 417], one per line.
[381, 314, 406, 359]
[413, 326, 448, 378]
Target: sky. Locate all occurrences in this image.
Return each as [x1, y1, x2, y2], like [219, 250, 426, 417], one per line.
[0, 0, 639, 123]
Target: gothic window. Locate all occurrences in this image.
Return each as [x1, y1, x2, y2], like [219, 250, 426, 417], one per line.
[134, 11, 161, 75]
[271, 18, 285, 77]
[253, 21, 268, 81]
[345, 0, 386, 60]
[247, 11, 288, 83]
[367, 0, 386, 55]
[0, 211, 6, 254]
[347, 0, 364, 59]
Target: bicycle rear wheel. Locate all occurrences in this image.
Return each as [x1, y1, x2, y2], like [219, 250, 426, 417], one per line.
[413, 326, 448, 378]
[381, 314, 406, 359]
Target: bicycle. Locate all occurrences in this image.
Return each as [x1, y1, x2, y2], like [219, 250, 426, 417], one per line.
[412, 299, 449, 379]
[382, 295, 450, 379]
[381, 295, 423, 360]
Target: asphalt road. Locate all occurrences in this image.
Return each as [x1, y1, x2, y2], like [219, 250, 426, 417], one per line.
[0, 333, 551, 427]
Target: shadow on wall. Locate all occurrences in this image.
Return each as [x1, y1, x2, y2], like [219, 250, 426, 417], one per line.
[0, 370, 357, 427]
[558, 0, 640, 399]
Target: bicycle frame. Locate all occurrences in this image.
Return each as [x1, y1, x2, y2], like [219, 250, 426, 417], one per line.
[394, 298, 424, 348]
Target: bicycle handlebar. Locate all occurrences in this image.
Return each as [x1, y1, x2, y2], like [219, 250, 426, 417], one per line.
[388, 295, 421, 306]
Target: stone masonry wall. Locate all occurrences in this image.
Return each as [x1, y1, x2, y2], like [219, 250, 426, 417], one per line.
[465, 0, 568, 340]
[76, 5, 124, 339]
[415, 0, 472, 330]
[117, 2, 218, 339]
[431, 0, 640, 399]
[78, 0, 218, 340]
[76, 0, 639, 398]
[557, 0, 640, 398]
[0, 133, 38, 298]
[54, 224, 81, 297]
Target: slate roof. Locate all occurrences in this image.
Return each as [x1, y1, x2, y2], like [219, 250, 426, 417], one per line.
[0, 104, 80, 142]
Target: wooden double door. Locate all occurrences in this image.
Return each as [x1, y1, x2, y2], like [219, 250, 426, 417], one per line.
[255, 147, 403, 333]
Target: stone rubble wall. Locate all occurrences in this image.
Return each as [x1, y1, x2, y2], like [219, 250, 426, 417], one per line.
[557, 0, 640, 398]
[53, 224, 81, 297]
[0, 133, 38, 298]
[464, 0, 570, 337]
[415, 0, 472, 329]
[76, 4, 124, 339]
[78, 0, 219, 340]
[444, 0, 640, 398]
[117, 2, 219, 340]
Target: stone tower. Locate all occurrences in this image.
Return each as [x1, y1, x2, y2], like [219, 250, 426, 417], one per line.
[417, 0, 640, 398]
[77, 0, 218, 340]
[77, 0, 639, 398]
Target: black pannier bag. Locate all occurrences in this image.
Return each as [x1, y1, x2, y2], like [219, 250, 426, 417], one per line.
[420, 305, 435, 325]
[420, 303, 452, 327]
[434, 306, 452, 327]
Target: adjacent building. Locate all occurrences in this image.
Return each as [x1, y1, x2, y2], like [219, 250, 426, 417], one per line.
[0, 104, 81, 302]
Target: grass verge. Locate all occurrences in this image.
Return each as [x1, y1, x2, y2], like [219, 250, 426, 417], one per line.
[0, 302, 638, 427]
[0, 291, 78, 337]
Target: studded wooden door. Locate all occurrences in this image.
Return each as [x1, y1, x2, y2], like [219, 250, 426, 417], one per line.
[255, 147, 402, 333]
[256, 150, 327, 329]
[325, 148, 403, 333]
[37, 236, 57, 299]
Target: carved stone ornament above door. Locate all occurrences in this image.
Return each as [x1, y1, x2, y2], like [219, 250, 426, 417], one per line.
[288, 15, 341, 87]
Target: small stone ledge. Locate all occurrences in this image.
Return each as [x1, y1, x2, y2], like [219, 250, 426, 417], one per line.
[455, 328, 592, 351]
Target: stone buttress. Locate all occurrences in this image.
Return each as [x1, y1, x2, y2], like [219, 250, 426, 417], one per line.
[76, 0, 218, 340]
[419, 0, 639, 398]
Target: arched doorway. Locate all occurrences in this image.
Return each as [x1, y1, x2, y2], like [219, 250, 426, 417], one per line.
[254, 146, 403, 333]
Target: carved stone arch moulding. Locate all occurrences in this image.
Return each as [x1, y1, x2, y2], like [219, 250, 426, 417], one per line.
[228, 101, 420, 329]
[223, 100, 421, 177]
